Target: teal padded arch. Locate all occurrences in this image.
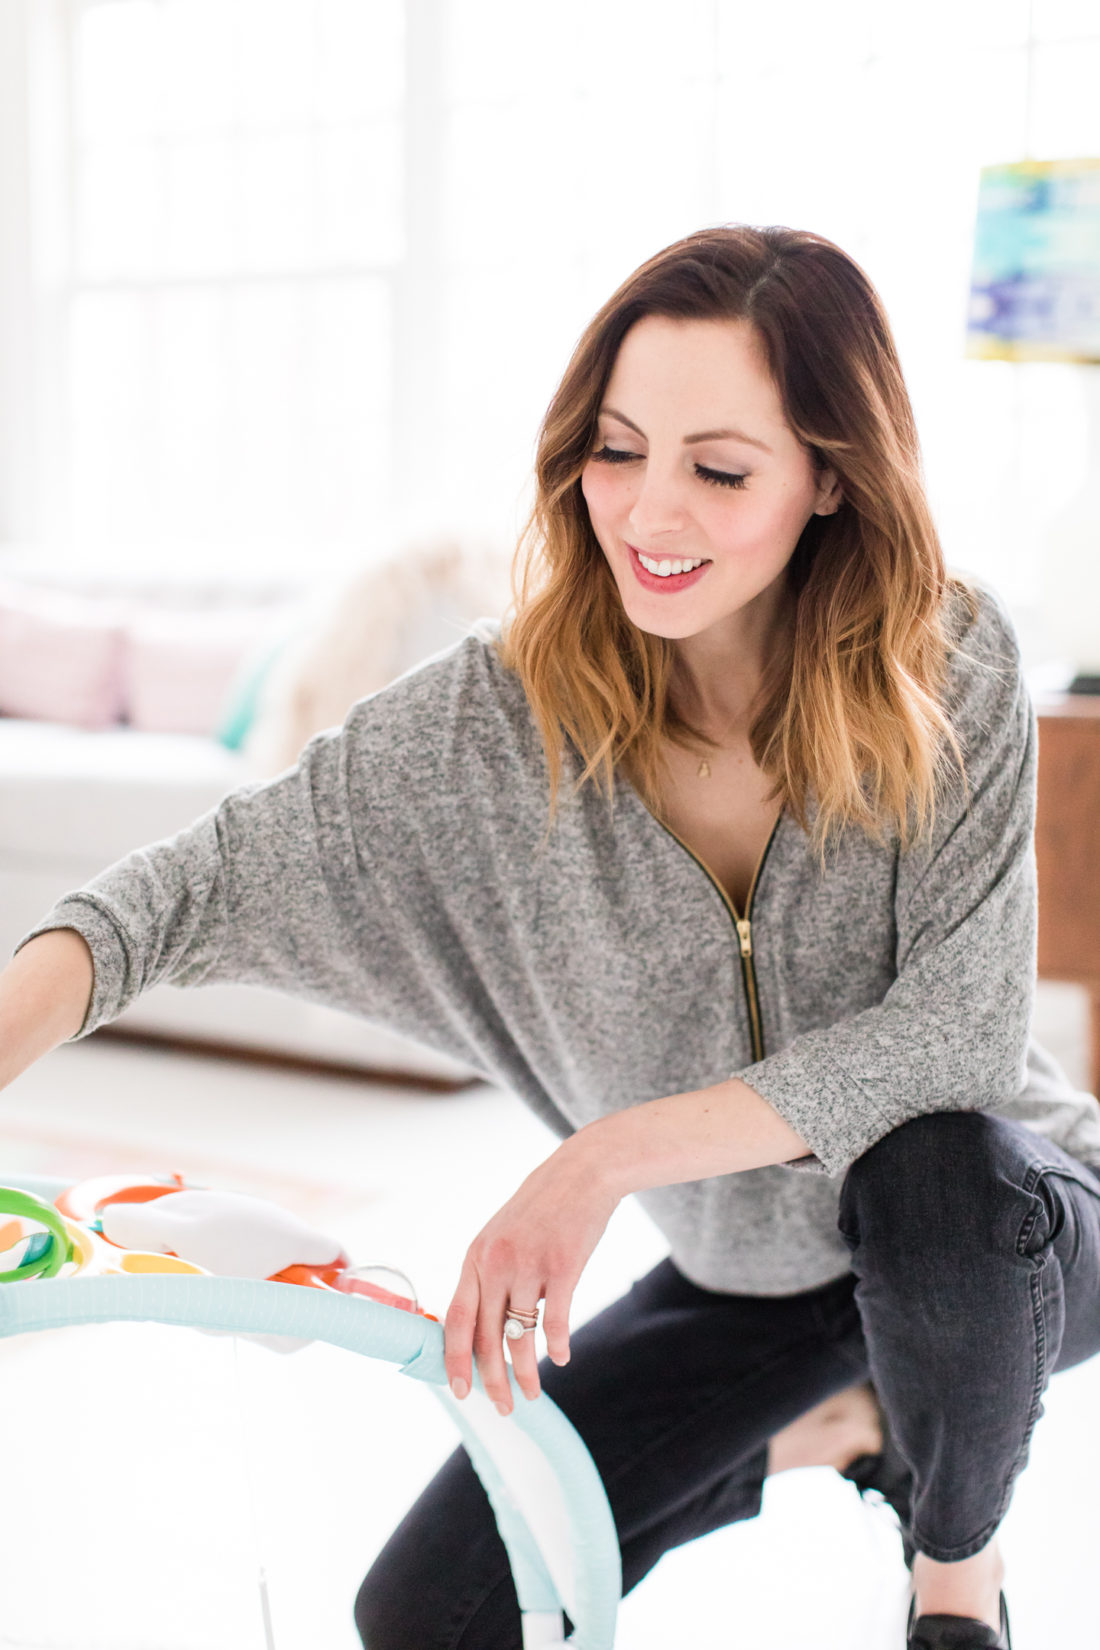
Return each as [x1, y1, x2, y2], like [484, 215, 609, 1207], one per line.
[0, 1174, 621, 1650]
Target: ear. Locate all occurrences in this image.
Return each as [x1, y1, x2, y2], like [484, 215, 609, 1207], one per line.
[813, 467, 844, 516]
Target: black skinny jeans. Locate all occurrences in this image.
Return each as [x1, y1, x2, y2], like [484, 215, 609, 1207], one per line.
[355, 1110, 1100, 1649]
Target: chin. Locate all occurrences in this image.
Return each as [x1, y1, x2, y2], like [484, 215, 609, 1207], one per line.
[618, 594, 713, 642]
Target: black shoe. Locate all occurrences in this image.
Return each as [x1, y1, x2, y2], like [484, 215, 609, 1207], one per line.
[838, 1382, 917, 1570]
[906, 1590, 1012, 1648]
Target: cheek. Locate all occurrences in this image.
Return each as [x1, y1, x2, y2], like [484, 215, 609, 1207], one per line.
[580, 464, 626, 525]
[701, 489, 805, 563]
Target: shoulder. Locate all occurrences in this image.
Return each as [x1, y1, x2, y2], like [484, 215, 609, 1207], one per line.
[334, 617, 543, 792]
[942, 575, 1018, 665]
[940, 576, 1026, 726]
[933, 578, 1035, 802]
[355, 616, 527, 728]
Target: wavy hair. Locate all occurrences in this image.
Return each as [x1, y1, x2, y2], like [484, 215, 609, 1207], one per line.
[496, 224, 975, 856]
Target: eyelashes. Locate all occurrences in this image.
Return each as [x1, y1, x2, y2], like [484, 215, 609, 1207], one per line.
[588, 444, 748, 491]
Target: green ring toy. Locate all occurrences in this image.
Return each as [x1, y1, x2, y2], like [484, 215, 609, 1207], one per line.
[0, 1187, 74, 1282]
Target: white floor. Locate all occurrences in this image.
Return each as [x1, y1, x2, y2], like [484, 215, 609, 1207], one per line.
[0, 983, 1097, 1649]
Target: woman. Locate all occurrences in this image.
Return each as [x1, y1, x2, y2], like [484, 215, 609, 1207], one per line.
[5, 226, 1100, 1650]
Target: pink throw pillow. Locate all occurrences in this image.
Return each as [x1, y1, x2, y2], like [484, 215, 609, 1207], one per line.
[123, 604, 285, 737]
[0, 582, 127, 728]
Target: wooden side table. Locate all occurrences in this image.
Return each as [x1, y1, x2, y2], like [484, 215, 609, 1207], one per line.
[1034, 694, 1100, 1097]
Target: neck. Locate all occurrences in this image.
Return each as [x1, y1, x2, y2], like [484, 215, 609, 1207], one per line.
[670, 583, 792, 738]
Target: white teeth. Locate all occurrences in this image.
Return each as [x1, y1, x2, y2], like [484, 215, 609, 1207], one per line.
[637, 552, 705, 577]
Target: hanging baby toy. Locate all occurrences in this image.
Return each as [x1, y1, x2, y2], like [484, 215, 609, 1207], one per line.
[0, 1171, 621, 1650]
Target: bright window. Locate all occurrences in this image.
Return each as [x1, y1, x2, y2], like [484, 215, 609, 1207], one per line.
[39, 0, 404, 568]
[9, 0, 1100, 625]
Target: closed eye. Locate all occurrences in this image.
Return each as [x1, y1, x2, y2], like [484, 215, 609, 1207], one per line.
[589, 445, 747, 490]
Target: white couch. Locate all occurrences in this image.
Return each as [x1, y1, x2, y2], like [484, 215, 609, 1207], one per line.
[0, 565, 480, 1085]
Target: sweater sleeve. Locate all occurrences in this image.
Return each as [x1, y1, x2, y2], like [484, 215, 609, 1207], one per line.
[733, 585, 1038, 1179]
[11, 643, 477, 1042]
[14, 726, 372, 1038]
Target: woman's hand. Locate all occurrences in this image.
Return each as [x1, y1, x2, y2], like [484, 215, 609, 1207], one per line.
[443, 1133, 620, 1415]
[442, 1079, 807, 1414]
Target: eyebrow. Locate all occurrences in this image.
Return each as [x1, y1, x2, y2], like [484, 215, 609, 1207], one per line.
[599, 405, 773, 455]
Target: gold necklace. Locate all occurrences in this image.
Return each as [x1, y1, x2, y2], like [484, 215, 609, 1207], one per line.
[697, 760, 711, 779]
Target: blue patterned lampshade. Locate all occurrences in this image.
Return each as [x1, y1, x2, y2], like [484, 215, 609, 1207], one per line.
[966, 159, 1100, 364]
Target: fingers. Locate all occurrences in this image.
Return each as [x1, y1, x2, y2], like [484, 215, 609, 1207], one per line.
[443, 1259, 480, 1401]
[444, 1260, 525, 1415]
[502, 1277, 575, 1409]
[505, 1330, 541, 1403]
[540, 1279, 573, 1369]
[444, 1265, 554, 1415]
[501, 1279, 544, 1405]
[472, 1280, 515, 1413]
[444, 1211, 584, 1415]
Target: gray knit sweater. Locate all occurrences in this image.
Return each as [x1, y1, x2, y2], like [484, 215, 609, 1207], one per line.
[17, 581, 1100, 1294]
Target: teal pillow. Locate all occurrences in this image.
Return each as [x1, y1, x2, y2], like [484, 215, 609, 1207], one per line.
[214, 631, 290, 752]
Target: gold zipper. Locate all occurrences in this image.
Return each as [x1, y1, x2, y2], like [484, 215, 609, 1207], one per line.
[653, 815, 780, 1065]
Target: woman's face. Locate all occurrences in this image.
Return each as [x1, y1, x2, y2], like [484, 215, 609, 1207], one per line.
[580, 314, 841, 644]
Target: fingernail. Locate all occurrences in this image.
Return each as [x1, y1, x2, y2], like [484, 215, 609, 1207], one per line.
[494, 1400, 510, 1417]
[450, 1377, 469, 1401]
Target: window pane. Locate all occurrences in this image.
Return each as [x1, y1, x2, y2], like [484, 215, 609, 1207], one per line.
[156, 288, 226, 433]
[70, 289, 149, 428]
[301, 280, 391, 543]
[439, 263, 583, 542]
[235, 0, 317, 128]
[158, 0, 239, 134]
[73, 0, 160, 143]
[65, 277, 392, 559]
[75, 142, 164, 278]
[69, 291, 154, 542]
[316, 120, 404, 266]
[318, 0, 405, 119]
[870, 0, 1030, 51]
[443, 91, 711, 269]
[165, 139, 239, 275]
[239, 133, 315, 269]
[445, 0, 574, 102]
[1032, 0, 1100, 40]
[303, 278, 390, 431]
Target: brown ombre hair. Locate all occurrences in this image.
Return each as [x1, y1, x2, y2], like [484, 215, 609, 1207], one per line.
[497, 224, 976, 856]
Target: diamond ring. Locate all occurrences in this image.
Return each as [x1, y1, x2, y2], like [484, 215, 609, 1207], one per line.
[503, 1305, 539, 1341]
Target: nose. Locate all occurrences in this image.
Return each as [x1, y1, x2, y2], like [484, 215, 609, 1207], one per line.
[626, 463, 691, 542]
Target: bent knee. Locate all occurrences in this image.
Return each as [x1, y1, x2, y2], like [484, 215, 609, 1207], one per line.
[838, 1109, 1025, 1254]
[848, 1109, 1003, 1183]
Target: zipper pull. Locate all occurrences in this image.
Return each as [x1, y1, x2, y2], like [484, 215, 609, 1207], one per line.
[736, 918, 752, 958]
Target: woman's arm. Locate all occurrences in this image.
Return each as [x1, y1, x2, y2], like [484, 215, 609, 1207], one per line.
[577, 1076, 813, 1188]
[0, 930, 95, 1092]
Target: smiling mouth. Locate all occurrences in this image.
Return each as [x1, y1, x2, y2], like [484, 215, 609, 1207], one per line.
[627, 543, 712, 589]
